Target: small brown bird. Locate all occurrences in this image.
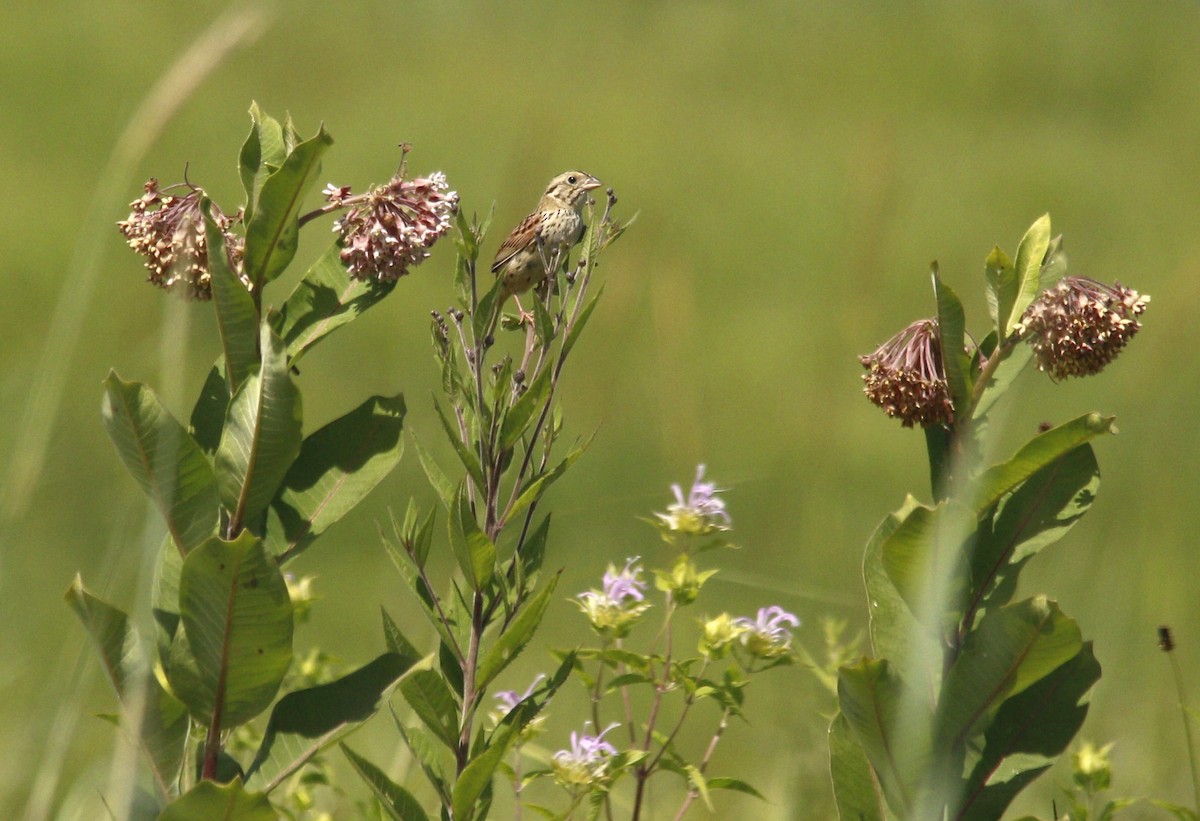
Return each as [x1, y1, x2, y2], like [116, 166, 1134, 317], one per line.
[492, 171, 602, 311]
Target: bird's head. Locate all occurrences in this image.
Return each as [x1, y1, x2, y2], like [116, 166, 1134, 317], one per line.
[541, 171, 602, 210]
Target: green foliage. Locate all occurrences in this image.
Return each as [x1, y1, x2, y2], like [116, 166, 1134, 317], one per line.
[831, 216, 1139, 820]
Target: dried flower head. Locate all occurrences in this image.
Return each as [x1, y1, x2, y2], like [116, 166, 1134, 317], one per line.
[331, 172, 458, 282]
[551, 722, 620, 788]
[859, 318, 954, 428]
[1017, 276, 1149, 379]
[654, 464, 731, 536]
[575, 557, 651, 638]
[117, 179, 243, 300]
[734, 606, 800, 660]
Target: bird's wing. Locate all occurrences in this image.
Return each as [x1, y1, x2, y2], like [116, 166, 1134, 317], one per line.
[491, 211, 541, 273]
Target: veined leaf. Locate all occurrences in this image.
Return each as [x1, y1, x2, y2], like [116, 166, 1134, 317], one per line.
[399, 669, 459, 750]
[202, 197, 259, 395]
[381, 607, 423, 670]
[476, 572, 560, 690]
[247, 652, 415, 792]
[190, 360, 230, 455]
[984, 245, 1013, 336]
[829, 711, 885, 821]
[269, 394, 405, 563]
[101, 372, 218, 554]
[1004, 214, 1051, 337]
[158, 778, 275, 821]
[167, 532, 293, 726]
[244, 125, 333, 289]
[932, 268, 971, 421]
[342, 744, 430, 821]
[450, 483, 495, 590]
[880, 499, 974, 634]
[215, 325, 303, 529]
[239, 102, 286, 225]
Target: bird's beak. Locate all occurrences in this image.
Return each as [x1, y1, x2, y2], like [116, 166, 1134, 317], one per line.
[583, 176, 603, 191]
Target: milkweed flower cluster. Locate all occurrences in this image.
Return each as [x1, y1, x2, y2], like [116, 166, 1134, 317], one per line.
[859, 318, 954, 429]
[654, 464, 732, 536]
[575, 557, 651, 638]
[117, 179, 243, 300]
[1017, 276, 1149, 380]
[329, 171, 458, 283]
[551, 723, 620, 788]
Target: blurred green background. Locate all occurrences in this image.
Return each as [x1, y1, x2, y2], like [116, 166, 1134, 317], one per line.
[3, 2, 1199, 818]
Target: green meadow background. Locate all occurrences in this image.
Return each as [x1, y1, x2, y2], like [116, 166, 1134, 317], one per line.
[3, 2, 1199, 818]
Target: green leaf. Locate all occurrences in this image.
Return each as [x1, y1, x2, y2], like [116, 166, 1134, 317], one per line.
[342, 744, 431, 821]
[829, 711, 885, 821]
[215, 325, 304, 529]
[202, 197, 259, 395]
[1004, 214, 1051, 337]
[505, 432, 593, 524]
[561, 284, 603, 361]
[969, 413, 1114, 514]
[191, 360, 231, 455]
[971, 344, 1033, 423]
[410, 432, 455, 510]
[706, 777, 766, 801]
[381, 608, 424, 670]
[500, 364, 553, 451]
[101, 372, 218, 554]
[837, 657, 930, 817]
[1149, 801, 1200, 821]
[452, 705, 531, 820]
[956, 643, 1100, 821]
[239, 102, 287, 225]
[243, 124, 333, 289]
[432, 398, 486, 493]
[984, 245, 1013, 335]
[271, 243, 396, 363]
[968, 444, 1099, 618]
[880, 499, 974, 633]
[66, 578, 188, 795]
[932, 268, 971, 421]
[160, 779, 275, 821]
[450, 483, 496, 590]
[167, 532, 294, 726]
[268, 394, 405, 562]
[246, 652, 415, 792]
[399, 669, 460, 750]
[935, 596, 1082, 753]
[393, 717, 451, 806]
[476, 572, 560, 691]
[865, 497, 934, 685]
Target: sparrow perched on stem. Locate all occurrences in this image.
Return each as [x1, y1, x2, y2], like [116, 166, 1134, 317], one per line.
[491, 170, 602, 315]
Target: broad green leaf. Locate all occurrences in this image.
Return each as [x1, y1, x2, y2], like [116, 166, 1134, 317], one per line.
[880, 500, 974, 633]
[936, 597, 1081, 753]
[476, 572, 560, 690]
[271, 243, 396, 363]
[837, 658, 930, 817]
[433, 398, 486, 493]
[66, 578, 189, 794]
[244, 125, 333, 289]
[932, 269, 971, 421]
[969, 413, 1114, 514]
[984, 245, 1013, 335]
[1004, 214, 1051, 337]
[865, 497, 929, 674]
[202, 197, 259, 394]
[1039, 234, 1067, 288]
[956, 643, 1099, 821]
[247, 652, 415, 792]
[168, 532, 293, 726]
[400, 669, 460, 750]
[500, 359, 553, 450]
[239, 102, 287, 225]
[268, 394, 405, 562]
[342, 744, 430, 821]
[215, 325, 303, 529]
[191, 360, 230, 454]
[968, 445, 1099, 620]
[971, 344, 1033, 423]
[829, 711, 885, 821]
[450, 483, 495, 590]
[159, 778, 275, 821]
[101, 372, 218, 554]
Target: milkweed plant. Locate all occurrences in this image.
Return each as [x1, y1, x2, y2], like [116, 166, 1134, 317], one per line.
[67, 104, 1173, 820]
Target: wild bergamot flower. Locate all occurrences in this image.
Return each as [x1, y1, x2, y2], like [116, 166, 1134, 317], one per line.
[654, 464, 731, 536]
[575, 557, 651, 638]
[734, 606, 800, 660]
[551, 722, 620, 788]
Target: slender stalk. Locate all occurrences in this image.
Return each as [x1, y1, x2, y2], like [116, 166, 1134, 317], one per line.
[632, 596, 677, 821]
[1166, 646, 1200, 813]
[457, 590, 486, 773]
[672, 707, 731, 821]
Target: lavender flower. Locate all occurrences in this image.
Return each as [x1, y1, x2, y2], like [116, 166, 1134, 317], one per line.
[859, 318, 954, 429]
[551, 722, 620, 788]
[331, 171, 458, 282]
[1016, 276, 1149, 379]
[575, 557, 651, 638]
[654, 465, 732, 536]
[735, 606, 800, 660]
[117, 178, 243, 300]
[490, 673, 547, 736]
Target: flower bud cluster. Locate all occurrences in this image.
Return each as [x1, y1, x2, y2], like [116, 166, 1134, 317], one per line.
[859, 318, 953, 428]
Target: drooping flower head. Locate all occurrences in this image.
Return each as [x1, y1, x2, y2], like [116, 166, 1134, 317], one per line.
[734, 606, 800, 660]
[654, 464, 732, 536]
[1016, 276, 1149, 380]
[575, 558, 651, 638]
[551, 722, 620, 788]
[859, 318, 954, 429]
[331, 171, 458, 283]
[117, 178, 243, 300]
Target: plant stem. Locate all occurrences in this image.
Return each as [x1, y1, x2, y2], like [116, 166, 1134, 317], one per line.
[457, 590, 485, 773]
[632, 596, 676, 821]
[672, 707, 731, 821]
[1167, 648, 1200, 813]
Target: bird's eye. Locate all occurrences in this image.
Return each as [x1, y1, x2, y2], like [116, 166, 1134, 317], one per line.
[567, 175, 578, 185]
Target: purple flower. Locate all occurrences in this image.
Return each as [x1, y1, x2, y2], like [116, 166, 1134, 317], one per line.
[735, 606, 800, 659]
[654, 465, 732, 535]
[551, 722, 620, 787]
[576, 558, 650, 638]
[859, 318, 954, 429]
[490, 673, 547, 736]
